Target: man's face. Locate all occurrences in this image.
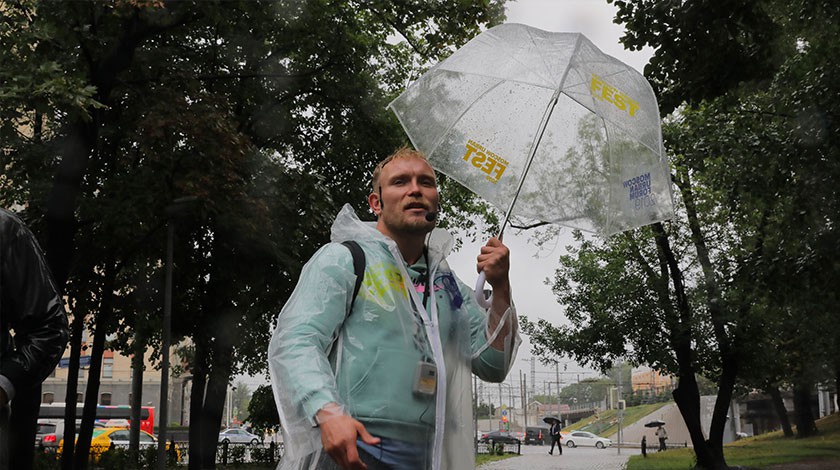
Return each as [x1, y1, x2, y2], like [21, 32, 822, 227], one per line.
[370, 156, 438, 238]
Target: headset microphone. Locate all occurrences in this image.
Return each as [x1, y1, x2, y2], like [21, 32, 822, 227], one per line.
[425, 201, 441, 222]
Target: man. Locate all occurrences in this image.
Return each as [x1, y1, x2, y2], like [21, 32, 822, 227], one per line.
[656, 425, 668, 451]
[269, 148, 520, 470]
[0, 208, 70, 469]
[548, 419, 562, 455]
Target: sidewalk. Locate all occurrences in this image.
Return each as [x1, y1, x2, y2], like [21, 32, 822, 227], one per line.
[478, 446, 638, 470]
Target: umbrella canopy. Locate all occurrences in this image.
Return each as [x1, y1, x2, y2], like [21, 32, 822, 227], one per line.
[389, 23, 673, 236]
[543, 416, 560, 425]
[645, 420, 666, 428]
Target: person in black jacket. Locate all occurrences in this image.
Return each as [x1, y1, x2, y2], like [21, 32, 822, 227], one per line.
[0, 208, 70, 469]
[548, 419, 562, 455]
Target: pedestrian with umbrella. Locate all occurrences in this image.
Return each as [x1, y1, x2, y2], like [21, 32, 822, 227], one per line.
[644, 419, 667, 452]
[656, 425, 668, 451]
[543, 416, 562, 455]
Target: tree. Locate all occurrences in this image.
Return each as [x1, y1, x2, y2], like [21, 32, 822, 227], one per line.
[1, 1, 509, 468]
[557, 378, 614, 405]
[231, 382, 251, 424]
[476, 402, 496, 419]
[246, 385, 279, 436]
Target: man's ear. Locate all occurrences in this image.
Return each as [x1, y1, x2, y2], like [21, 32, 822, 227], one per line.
[368, 192, 381, 216]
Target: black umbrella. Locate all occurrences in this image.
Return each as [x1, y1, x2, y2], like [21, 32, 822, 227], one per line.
[644, 420, 666, 428]
[543, 416, 560, 425]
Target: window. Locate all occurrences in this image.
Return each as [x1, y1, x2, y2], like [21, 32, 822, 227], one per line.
[76, 393, 83, 403]
[42, 392, 55, 404]
[100, 392, 112, 406]
[103, 358, 113, 379]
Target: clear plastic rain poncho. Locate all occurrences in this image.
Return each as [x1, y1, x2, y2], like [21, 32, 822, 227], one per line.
[389, 23, 673, 236]
[269, 205, 520, 470]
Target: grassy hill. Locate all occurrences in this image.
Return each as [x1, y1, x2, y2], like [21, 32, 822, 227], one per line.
[564, 402, 670, 438]
[625, 413, 840, 469]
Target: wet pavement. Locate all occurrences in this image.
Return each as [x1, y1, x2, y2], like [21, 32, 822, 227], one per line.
[478, 444, 641, 470]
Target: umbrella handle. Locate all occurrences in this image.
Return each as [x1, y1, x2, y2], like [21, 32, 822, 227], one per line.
[474, 271, 493, 309]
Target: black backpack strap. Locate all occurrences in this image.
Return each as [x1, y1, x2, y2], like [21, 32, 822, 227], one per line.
[341, 241, 366, 312]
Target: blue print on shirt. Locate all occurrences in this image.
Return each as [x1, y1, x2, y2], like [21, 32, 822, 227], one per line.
[435, 272, 463, 309]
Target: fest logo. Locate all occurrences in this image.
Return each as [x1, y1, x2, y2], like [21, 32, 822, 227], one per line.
[590, 74, 640, 117]
[462, 140, 508, 183]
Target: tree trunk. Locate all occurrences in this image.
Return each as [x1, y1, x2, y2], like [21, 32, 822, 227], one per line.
[201, 359, 231, 469]
[199, 309, 237, 469]
[792, 381, 818, 438]
[672, 375, 723, 469]
[60, 314, 86, 470]
[675, 168, 740, 466]
[129, 332, 145, 454]
[652, 223, 728, 470]
[835, 365, 840, 415]
[768, 386, 794, 437]
[188, 342, 208, 470]
[45, 122, 94, 288]
[73, 262, 116, 470]
[707, 358, 737, 464]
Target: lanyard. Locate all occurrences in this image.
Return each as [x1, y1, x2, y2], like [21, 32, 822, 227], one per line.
[389, 244, 446, 470]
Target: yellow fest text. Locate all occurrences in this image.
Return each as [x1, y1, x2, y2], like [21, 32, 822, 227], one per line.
[463, 140, 508, 183]
[590, 74, 640, 117]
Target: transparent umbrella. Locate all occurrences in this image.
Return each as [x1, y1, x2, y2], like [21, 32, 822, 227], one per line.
[389, 23, 673, 303]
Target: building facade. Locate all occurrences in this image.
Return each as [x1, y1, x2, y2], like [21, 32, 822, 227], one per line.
[42, 331, 192, 427]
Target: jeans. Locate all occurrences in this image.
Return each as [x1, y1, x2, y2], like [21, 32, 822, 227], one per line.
[315, 437, 429, 470]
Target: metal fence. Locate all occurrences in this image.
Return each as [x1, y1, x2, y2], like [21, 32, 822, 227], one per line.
[476, 440, 521, 455]
[33, 440, 286, 468]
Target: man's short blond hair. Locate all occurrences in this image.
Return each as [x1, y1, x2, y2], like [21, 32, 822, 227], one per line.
[370, 146, 431, 192]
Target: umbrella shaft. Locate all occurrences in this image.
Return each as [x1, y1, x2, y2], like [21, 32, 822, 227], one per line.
[499, 89, 562, 238]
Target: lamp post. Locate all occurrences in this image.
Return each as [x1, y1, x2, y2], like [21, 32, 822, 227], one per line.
[157, 196, 198, 470]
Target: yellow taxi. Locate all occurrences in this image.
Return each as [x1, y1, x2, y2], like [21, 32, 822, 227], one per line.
[60, 427, 180, 463]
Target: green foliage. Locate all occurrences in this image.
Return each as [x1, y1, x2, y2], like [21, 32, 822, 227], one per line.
[608, 0, 786, 114]
[232, 382, 252, 423]
[247, 385, 280, 436]
[557, 378, 614, 405]
[475, 401, 496, 418]
[627, 414, 840, 469]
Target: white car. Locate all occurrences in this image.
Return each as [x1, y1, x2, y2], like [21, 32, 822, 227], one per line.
[562, 431, 612, 449]
[218, 428, 261, 445]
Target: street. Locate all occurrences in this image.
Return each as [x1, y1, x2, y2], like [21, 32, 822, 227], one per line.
[479, 444, 642, 470]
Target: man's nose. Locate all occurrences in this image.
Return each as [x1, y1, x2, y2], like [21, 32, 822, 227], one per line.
[407, 179, 422, 194]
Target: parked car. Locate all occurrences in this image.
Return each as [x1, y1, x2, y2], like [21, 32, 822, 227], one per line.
[524, 426, 548, 445]
[218, 427, 261, 445]
[36, 419, 65, 450]
[478, 430, 521, 445]
[562, 431, 612, 448]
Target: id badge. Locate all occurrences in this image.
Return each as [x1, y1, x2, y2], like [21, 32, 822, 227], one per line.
[413, 361, 437, 396]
